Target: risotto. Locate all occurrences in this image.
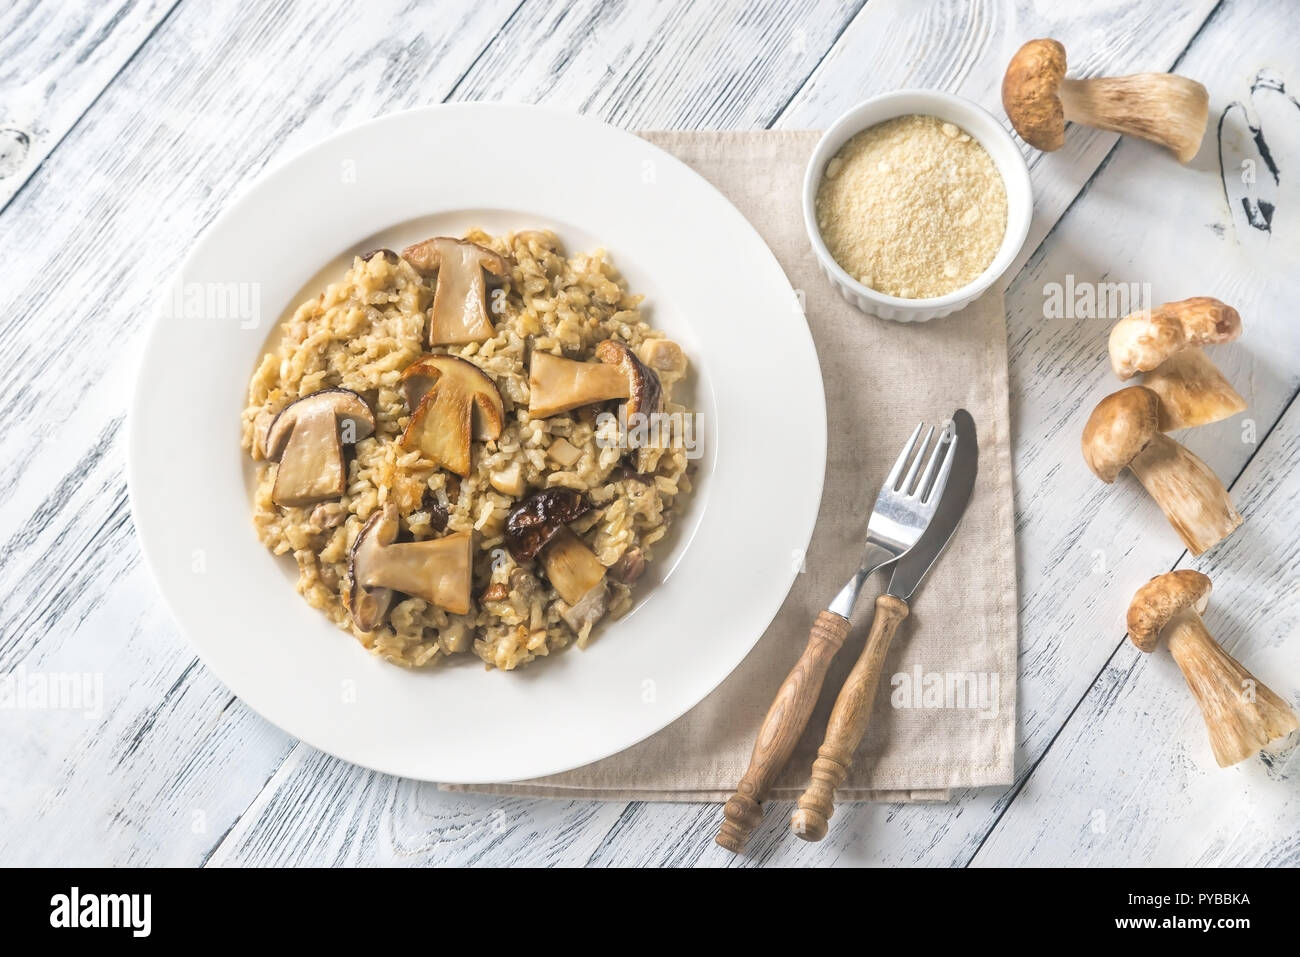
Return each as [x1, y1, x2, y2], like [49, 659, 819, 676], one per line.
[240, 229, 694, 670]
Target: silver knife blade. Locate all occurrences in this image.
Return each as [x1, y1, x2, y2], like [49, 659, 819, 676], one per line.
[886, 408, 978, 601]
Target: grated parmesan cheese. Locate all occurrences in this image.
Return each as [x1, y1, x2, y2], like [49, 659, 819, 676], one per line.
[815, 114, 1007, 300]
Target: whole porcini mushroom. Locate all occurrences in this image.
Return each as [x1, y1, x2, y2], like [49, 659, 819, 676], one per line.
[1109, 297, 1246, 430]
[402, 236, 509, 347]
[400, 355, 505, 477]
[263, 388, 375, 507]
[347, 504, 474, 631]
[1128, 570, 1298, 767]
[1002, 38, 1209, 163]
[505, 488, 608, 633]
[527, 340, 662, 420]
[1082, 386, 1241, 555]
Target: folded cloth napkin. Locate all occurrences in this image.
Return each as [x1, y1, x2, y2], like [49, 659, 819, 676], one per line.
[444, 130, 1018, 802]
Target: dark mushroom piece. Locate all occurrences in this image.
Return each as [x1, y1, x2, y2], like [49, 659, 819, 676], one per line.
[401, 237, 509, 347]
[505, 488, 608, 632]
[263, 388, 375, 508]
[347, 504, 473, 631]
[400, 355, 505, 477]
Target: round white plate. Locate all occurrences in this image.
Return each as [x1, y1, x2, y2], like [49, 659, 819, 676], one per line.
[128, 104, 826, 783]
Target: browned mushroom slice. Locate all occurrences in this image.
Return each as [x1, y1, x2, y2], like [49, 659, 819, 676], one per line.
[401, 237, 509, 347]
[595, 340, 662, 418]
[527, 351, 630, 418]
[526, 340, 663, 422]
[399, 355, 504, 477]
[263, 389, 375, 508]
[504, 489, 609, 629]
[347, 504, 474, 631]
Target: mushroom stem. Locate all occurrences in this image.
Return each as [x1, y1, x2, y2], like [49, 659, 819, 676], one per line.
[1128, 432, 1241, 555]
[1142, 347, 1247, 431]
[1058, 74, 1208, 163]
[1164, 608, 1299, 767]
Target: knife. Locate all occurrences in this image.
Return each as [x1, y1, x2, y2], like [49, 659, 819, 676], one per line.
[790, 408, 979, 842]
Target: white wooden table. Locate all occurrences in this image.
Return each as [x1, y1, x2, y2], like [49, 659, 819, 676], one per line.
[2, 0, 1297, 867]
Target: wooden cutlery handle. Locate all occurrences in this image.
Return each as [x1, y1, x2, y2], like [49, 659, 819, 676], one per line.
[716, 610, 852, 853]
[791, 594, 909, 842]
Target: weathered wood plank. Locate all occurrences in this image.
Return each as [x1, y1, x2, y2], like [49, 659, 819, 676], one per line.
[748, 0, 1300, 867]
[7, 0, 1295, 869]
[449, 0, 867, 128]
[0, 0, 178, 210]
[207, 749, 626, 867]
[972, 393, 1300, 867]
[0, 0, 519, 866]
[209, 0, 1267, 868]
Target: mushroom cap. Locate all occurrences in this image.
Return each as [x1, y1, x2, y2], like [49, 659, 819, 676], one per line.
[596, 340, 662, 418]
[504, 488, 593, 562]
[1081, 386, 1161, 482]
[263, 388, 375, 460]
[1109, 298, 1242, 379]
[1127, 569, 1212, 652]
[1002, 38, 1068, 151]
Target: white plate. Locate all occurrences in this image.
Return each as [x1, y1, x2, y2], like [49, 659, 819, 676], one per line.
[127, 104, 826, 783]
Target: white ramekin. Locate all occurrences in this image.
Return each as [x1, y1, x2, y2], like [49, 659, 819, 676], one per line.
[803, 90, 1033, 322]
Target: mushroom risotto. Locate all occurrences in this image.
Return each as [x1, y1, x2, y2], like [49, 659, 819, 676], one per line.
[240, 229, 694, 670]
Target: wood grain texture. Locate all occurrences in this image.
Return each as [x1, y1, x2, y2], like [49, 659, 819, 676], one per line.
[2, 0, 1297, 868]
[792, 595, 908, 842]
[972, 396, 1300, 867]
[0, 0, 518, 866]
[717, 610, 852, 853]
[0, 0, 178, 210]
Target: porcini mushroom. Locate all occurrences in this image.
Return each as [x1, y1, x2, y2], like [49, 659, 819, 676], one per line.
[1108, 297, 1246, 430]
[347, 504, 474, 630]
[402, 237, 509, 347]
[400, 355, 504, 477]
[1128, 570, 1298, 767]
[263, 388, 376, 508]
[1142, 349, 1248, 432]
[1082, 386, 1242, 555]
[1002, 38, 1208, 163]
[528, 340, 662, 419]
[505, 488, 608, 632]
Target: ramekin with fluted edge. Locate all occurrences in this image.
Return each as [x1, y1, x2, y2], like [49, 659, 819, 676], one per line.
[803, 90, 1033, 322]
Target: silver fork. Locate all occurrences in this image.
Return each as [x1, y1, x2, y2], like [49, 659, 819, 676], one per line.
[717, 420, 958, 853]
[827, 421, 957, 618]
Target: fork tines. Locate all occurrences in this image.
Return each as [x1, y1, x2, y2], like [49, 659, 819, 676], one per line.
[886, 420, 957, 504]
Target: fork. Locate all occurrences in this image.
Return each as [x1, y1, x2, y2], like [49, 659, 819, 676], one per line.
[715, 422, 956, 853]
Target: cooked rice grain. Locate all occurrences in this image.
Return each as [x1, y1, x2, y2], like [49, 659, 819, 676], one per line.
[241, 229, 693, 670]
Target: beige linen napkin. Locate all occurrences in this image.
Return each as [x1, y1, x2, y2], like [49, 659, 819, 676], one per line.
[445, 131, 1018, 802]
